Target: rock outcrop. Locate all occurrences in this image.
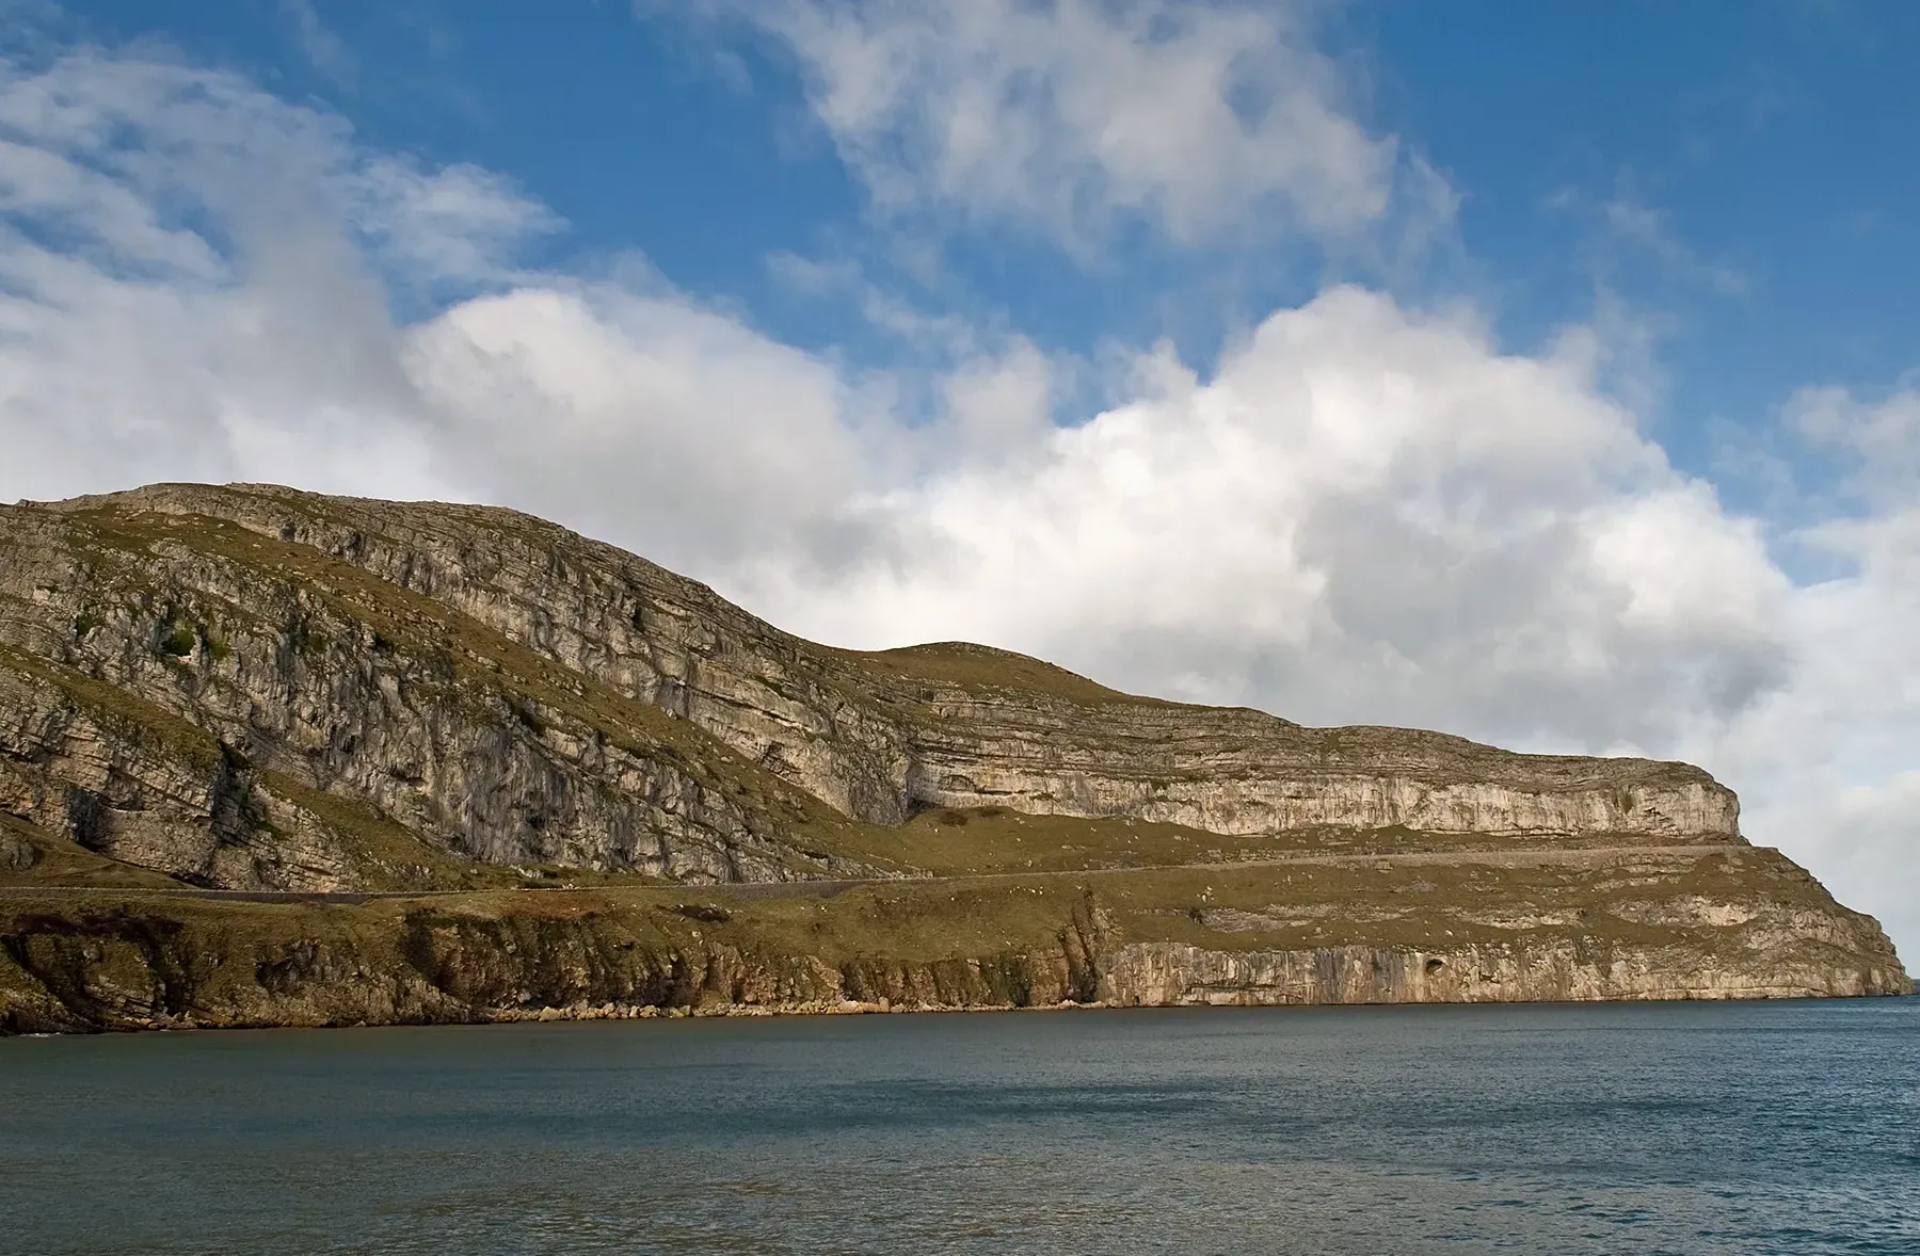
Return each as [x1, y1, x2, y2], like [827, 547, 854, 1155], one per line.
[0, 483, 1906, 1030]
[0, 844, 1904, 1035]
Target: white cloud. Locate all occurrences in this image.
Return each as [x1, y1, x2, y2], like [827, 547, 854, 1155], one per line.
[354, 157, 562, 293]
[281, 0, 355, 85]
[743, 287, 1791, 754]
[403, 280, 903, 575]
[693, 0, 1403, 252]
[932, 335, 1058, 457]
[1688, 519, 1920, 953]
[0, 42, 1913, 960]
[0, 50, 567, 505]
[1788, 379, 1920, 506]
[1725, 379, 1920, 946]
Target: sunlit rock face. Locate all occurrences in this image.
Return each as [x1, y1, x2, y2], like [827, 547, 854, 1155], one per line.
[0, 483, 1904, 1032]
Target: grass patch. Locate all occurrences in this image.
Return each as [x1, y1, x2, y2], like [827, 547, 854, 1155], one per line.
[0, 813, 192, 891]
[827, 640, 1177, 708]
[254, 772, 514, 892]
[802, 809, 1667, 878]
[2, 842, 1895, 1034]
[0, 643, 224, 774]
[0, 846, 1841, 975]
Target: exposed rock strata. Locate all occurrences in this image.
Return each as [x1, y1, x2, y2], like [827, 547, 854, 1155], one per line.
[3, 483, 1736, 884]
[0, 845, 1906, 1035]
[0, 497, 878, 889]
[0, 482, 1906, 1029]
[1098, 941, 1902, 1005]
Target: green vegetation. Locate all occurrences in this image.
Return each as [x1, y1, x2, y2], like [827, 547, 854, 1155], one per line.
[74, 507, 836, 832]
[0, 813, 190, 891]
[5, 842, 1825, 965]
[801, 808, 1695, 880]
[830, 640, 1172, 707]
[0, 643, 225, 773]
[0, 490, 1732, 910]
[0, 843, 1878, 1036]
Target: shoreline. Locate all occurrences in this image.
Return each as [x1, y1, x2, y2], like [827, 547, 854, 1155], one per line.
[7, 984, 1908, 1039]
[5, 845, 1906, 1036]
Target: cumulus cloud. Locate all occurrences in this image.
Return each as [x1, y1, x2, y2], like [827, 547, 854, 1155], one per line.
[742, 288, 1792, 757]
[0, 50, 498, 503]
[1721, 379, 1920, 946]
[1787, 379, 1920, 506]
[684, 0, 1403, 252]
[0, 50, 889, 572]
[405, 281, 904, 574]
[0, 41, 1913, 954]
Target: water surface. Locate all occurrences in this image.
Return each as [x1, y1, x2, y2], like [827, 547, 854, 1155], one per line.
[3, 1000, 1916, 1254]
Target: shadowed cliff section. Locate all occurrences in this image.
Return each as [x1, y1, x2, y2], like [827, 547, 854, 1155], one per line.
[0, 482, 1906, 1029]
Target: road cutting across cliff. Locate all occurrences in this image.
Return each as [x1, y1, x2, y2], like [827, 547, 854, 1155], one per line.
[0, 841, 1746, 906]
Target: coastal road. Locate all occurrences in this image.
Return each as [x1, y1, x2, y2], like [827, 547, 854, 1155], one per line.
[0, 842, 1750, 906]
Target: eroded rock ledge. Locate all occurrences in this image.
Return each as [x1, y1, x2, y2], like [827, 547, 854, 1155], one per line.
[1, 846, 1906, 1034]
[0, 482, 1905, 1030]
[4, 483, 1737, 888]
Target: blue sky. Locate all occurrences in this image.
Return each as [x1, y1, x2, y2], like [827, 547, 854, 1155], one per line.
[47, 0, 1920, 498]
[1, 1, 1916, 947]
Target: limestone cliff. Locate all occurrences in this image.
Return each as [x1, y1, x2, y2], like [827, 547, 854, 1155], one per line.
[0, 483, 1905, 1030]
[0, 843, 1903, 1035]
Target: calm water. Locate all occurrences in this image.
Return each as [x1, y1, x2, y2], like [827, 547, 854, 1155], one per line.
[2, 1001, 1916, 1255]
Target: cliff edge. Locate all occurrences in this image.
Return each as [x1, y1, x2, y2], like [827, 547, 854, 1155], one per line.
[0, 483, 1905, 1032]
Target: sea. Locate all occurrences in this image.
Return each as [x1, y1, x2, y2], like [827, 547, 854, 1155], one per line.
[1, 999, 1916, 1255]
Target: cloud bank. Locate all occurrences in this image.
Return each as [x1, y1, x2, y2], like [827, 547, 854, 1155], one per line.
[0, 36, 1913, 954]
[689, 0, 1413, 252]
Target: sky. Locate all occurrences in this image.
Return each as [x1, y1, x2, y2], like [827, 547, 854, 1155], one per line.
[1, 1, 1916, 957]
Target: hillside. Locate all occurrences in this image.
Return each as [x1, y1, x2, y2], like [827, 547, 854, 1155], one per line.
[0, 483, 1905, 1031]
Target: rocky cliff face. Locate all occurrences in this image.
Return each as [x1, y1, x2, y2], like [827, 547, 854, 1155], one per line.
[0, 844, 1904, 1035]
[2, 483, 1735, 885]
[0, 491, 876, 889]
[0, 482, 1905, 1028]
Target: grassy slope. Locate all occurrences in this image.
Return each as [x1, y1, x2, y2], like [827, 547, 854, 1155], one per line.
[824, 641, 1181, 709]
[0, 813, 187, 890]
[0, 845, 1883, 1004]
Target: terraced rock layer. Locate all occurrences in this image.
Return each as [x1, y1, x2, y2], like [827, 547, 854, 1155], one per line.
[0, 483, 1906, 1029]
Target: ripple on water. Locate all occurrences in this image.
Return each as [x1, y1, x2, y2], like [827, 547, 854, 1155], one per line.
[1, 999, 1916, 1255]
